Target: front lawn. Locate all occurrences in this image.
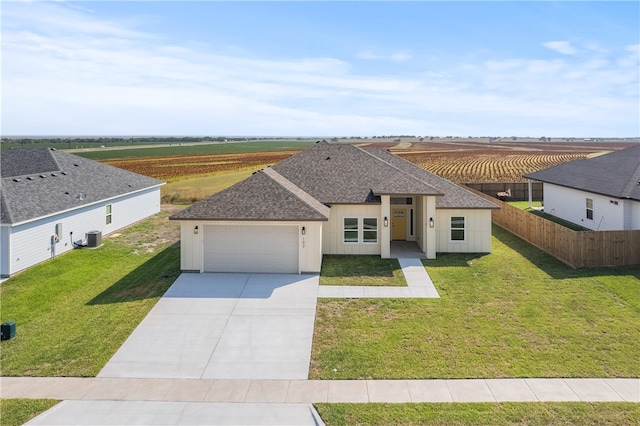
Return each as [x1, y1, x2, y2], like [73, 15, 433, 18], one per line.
[320, 255, 406, 286]
[0, 399, 59, 426]
[0, 211, 181, 377]
[315, 402, 640, 426]
[310, 225, 640, 379]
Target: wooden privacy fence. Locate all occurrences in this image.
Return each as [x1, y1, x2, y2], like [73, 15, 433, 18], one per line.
[468, 189, 640, 268]
[465, 182, 543, 201]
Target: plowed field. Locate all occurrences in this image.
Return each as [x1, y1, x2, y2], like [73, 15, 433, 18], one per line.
[103, 140, 635, 186]
[104, 151, 298, 181]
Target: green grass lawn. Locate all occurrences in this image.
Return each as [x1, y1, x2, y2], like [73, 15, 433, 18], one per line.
[75, 140, 315, 160]
[507, 201, 587, 231]
[314, 402, 640, 426]
[507, 201, 543, 210]
[0, 399, 59, 426]
[0, 212, 181, 377]
[320, 255, 407, 286]
[161, 169, 256, 204]
[310, 225, 640, 379]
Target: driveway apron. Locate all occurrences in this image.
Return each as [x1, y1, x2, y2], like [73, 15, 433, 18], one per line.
[98, 273, 320, 380]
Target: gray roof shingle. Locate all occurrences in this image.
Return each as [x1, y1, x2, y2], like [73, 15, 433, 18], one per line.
[170, 167, 330, 221]
[365, 148, 499, 209]
[171, 141, 497, 221]
[1, 148, 164, 224]
[524, 144, 640, 201]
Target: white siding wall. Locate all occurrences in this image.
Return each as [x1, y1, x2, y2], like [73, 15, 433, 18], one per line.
[0, 225, 10, 277]
[435, 209, 492, 253]
[543, 184, 628, 230]
[4, 188, 160, 277]
[625, 199, 640, 230]
[179, 220, 323, 273]
[323, 204, 381, 255]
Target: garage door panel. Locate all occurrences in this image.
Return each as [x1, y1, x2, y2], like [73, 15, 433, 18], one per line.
[204, 225, 298, 273]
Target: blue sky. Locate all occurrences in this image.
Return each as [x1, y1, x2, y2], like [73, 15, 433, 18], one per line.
[2, 1, 638, 137]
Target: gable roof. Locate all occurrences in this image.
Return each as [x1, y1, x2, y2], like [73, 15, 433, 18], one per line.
[171, 166, 330, 221]
[524, 145, 640, 201]
[171, 141, 497, 222]
[271, 141, 444, 204]
[364, 148, 498, 209]
[1, 148, 164, 224]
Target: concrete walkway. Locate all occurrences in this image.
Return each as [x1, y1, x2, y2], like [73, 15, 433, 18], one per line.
[3, 377, 638, 403]
[317, 258, 440, 298]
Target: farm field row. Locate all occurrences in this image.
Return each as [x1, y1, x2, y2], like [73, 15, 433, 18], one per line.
[100, 141, 637, 201]
[104, 151, 297, 182]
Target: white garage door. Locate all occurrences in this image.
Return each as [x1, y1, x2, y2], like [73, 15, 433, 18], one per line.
[203, 225, 299, 273]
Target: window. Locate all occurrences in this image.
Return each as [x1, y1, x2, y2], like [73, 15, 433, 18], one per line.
[586, 198, 593, 220]
[450, 216, 465, 241]
[106, 204, 112, 225]
[363, 218, 378, 243]
[391, 197, 413, 205]
[343, 218, 358, 243]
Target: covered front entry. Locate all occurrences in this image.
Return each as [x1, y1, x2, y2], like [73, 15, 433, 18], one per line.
[203, 224, 299, 273]
[381, 194, 437, 260]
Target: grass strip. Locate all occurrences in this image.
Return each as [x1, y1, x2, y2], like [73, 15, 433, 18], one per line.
[0, 215, 180, 377]
[314, 402, 640, 426]
[0, 399, 59, 426]
[310, 225, 640, 379]
[320, 255, 407, 287]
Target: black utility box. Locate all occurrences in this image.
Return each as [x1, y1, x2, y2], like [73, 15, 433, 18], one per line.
[1, 321, 16, 340]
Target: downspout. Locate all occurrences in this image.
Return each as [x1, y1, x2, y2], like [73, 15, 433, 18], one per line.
[528, 179, 533, 209]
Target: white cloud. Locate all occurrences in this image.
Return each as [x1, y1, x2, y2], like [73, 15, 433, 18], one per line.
[2, 2, 637, 137]
[543, 41, 578, 55]
[357, 50, 411, 62]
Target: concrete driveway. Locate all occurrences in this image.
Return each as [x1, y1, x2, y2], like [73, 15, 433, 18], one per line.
[98, 273, 319, 380]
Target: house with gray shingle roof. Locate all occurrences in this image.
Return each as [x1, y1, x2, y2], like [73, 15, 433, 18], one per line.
[1, 147, 163, 277]
[524, 144, 640, 231]
[171, 141, 498, 274]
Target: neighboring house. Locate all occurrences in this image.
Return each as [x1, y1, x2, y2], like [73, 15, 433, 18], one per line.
[170, 141, 498, 274]
[524, 144, 640, 231]
[1, 148, 164, 278]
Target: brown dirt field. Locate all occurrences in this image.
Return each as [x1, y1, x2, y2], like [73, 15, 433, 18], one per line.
[103, 151, 299, 181]
[102, 141, 637, 195]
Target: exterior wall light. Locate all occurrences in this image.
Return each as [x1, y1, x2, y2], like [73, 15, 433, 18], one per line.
[301, 226, 306, 235]
[194, 225, 199, 235]
[384, 216, 389, 227]
[429, 217, 434, 228]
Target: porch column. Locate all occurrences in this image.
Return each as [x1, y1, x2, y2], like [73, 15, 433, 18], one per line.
[381, 195, 391, 258]
[425, 196, 436, 259]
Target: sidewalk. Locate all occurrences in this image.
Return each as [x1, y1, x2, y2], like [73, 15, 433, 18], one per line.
[317, 258, 440, 298]
[3, 377, 638, 403]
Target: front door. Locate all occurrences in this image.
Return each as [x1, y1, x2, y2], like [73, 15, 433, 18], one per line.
[392, 208, 406, 240]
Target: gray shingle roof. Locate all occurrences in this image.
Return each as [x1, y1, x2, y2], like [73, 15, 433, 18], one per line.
[171, 141, 497, 221]
[365, 148, 499, 209]
[1, 148, 164, 224]
[524, 144, 640, 201]
[170, 167, 330, 221]
[272, 141, 443, 204]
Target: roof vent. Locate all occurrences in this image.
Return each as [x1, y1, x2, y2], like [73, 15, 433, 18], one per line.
[74, 164, 79, 167]
[326, 156, 331, 160]
[65, 191, 69, 195]
[12, 178, 20, 182]
[40, 175, 46, 178]
[27, 177, 34, 180]
[51, 173, 57, 177]
[61, 172, 68, 175]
